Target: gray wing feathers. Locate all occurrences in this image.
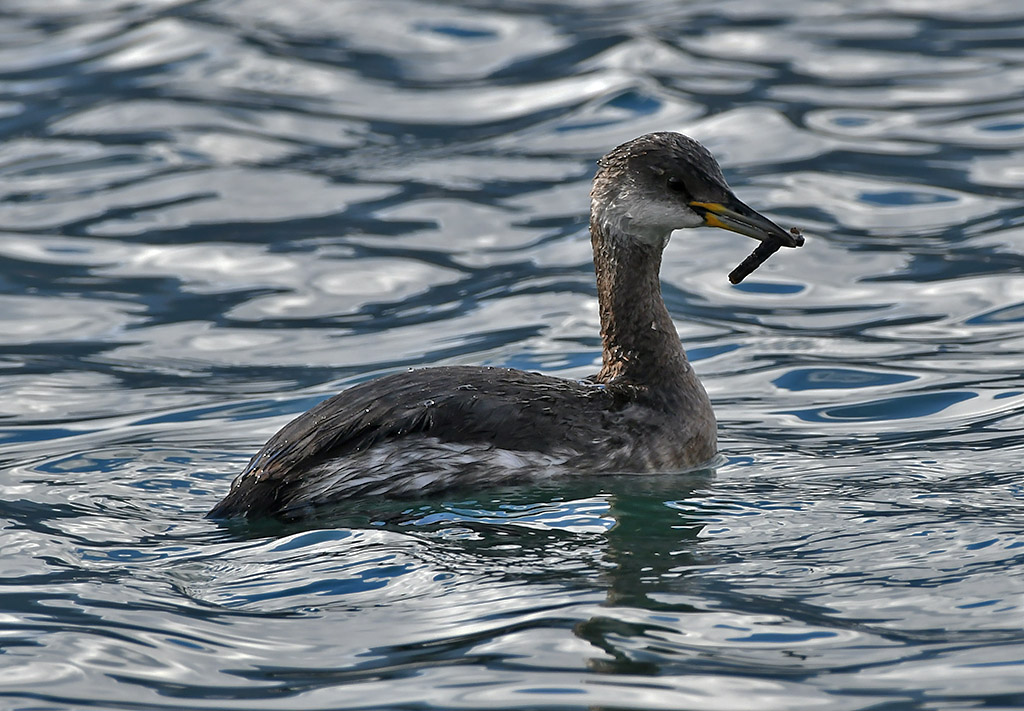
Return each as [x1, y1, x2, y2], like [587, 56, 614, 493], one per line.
[208, 366, 610, 517]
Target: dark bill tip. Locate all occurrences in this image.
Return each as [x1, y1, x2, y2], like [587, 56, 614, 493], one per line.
[690, 199, 802, 248]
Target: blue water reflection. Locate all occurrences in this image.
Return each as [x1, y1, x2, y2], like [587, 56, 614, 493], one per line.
[788, 391, 978, 422]
[774, 367, 917, 392]
[1, 0, 1023, 710]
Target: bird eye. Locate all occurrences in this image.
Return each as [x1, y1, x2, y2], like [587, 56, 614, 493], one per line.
[666, 176, 687, 194]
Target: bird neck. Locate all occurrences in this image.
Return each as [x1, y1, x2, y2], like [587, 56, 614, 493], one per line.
[590, 218, 689, 385]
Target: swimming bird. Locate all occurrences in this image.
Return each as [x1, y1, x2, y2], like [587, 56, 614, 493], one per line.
[208, 132, 802, 519]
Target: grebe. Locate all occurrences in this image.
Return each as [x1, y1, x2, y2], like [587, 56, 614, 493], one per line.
[209, 132, 803, 518]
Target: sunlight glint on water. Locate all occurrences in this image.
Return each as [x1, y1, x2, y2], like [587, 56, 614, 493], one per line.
[0, 0, 1023, 709]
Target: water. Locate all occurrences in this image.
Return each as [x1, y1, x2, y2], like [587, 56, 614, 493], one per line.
[2, 0, 1023, 708]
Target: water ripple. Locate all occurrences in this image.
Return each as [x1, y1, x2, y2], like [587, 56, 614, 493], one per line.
[1, 0, 1024, 709]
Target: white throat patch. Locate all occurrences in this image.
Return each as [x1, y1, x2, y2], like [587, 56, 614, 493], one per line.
[592, 192, 704, 248]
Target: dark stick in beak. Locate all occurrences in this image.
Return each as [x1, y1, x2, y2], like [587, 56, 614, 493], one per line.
[689, 197, 805, 283]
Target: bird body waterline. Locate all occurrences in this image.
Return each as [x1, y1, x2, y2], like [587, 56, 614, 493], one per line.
[208, 132, 803, 519]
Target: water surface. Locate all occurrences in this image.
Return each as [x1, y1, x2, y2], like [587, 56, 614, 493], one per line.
[1, 1, 1024, 709]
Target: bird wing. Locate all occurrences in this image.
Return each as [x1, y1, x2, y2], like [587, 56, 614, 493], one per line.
[209, 366, 614, 517]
